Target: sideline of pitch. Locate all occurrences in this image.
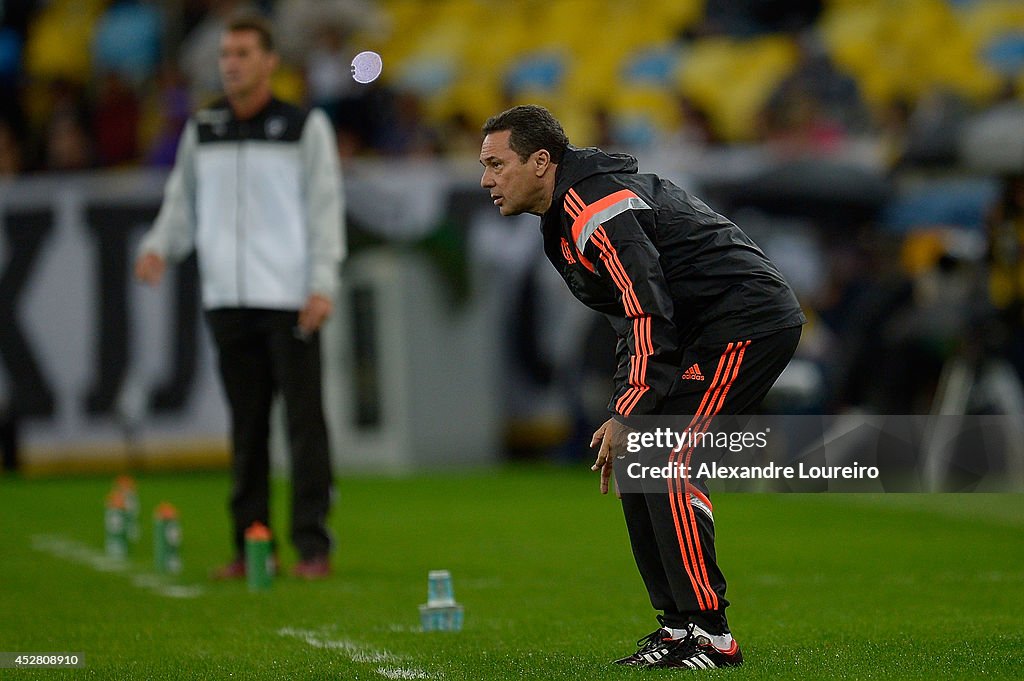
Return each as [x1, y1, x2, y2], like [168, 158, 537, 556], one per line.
[277, 627, 436, 680]
[30, 534, 204, 599]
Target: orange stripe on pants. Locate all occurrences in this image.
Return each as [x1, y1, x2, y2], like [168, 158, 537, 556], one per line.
[668, 341, 749, 611]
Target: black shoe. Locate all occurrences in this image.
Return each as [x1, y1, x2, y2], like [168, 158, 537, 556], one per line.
[613, 626, 674, 666]
[613, 616, 676, 666]
[639, 622, 744, 669]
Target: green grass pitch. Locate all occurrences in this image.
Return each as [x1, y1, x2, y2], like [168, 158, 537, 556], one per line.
[1, 465, 1022, 679]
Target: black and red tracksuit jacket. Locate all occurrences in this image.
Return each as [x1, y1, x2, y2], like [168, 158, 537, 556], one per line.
[539, 146, 806, 418]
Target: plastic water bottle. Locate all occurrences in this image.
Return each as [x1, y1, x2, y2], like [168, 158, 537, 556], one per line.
[428, 569, 455, 604]
[244, 522, 274, 591]
[104, 490, 129, 559]
[153, 502, 181, 575]
[419, 569, 464, 631]
[114, 475, 140, 544]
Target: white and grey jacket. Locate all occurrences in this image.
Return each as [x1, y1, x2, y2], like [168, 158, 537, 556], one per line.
[140, 97, 345, 310]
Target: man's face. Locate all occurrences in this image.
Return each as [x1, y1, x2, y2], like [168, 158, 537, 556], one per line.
[480, 130, 546, 216]
[219, 29, 276, 99]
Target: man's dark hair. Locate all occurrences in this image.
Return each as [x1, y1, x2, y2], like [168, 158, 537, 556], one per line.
[226, 11, 276, 52]
[482, 105, 569, 164]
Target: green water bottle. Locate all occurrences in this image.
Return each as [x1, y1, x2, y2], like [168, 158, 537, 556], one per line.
[104, 490, 128, 559]
[153, 502, 182, 575]
[244, 522, 273, 591]
[115, 475, 140, 544]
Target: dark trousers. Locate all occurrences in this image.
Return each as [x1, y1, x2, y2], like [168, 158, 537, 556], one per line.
[206, 308, 333, 560]
[621, 325, 801, 634]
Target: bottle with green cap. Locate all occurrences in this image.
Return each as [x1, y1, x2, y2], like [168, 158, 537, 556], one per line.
[244, 522, 274, 591]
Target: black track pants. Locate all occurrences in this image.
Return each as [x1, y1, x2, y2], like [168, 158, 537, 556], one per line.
[620, 326, 801, 634]
[206, 308, 333, 560]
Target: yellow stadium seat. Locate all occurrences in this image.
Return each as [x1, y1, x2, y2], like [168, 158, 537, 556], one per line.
[678, 36, 798, 141]
[24, 0, 107, 84]
[961, 0, 1024, 44]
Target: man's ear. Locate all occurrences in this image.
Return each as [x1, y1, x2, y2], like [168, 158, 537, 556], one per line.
[533, 149, 552, 176]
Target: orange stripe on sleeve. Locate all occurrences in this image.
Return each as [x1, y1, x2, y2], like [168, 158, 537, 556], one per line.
[570, 188, 640, 247]
[563, 198, 581, 220]
[566, 188, 586, 215]
[614, 303, 655, 417]
[592, 228, 643, 315]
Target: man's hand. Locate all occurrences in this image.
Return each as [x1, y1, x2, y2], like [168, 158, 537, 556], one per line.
[590, 417, 633, 495]
[134, 252, 166, 286]
[297, 293, 332, 336]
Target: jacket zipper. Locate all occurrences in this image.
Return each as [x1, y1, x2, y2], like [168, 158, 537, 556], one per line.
[236, 123, 247, 304]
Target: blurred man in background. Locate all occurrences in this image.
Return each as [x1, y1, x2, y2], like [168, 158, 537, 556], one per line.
[135, 12, 344, 580]
[479, 105, 804, 669]
[987, 173, 1024, 378]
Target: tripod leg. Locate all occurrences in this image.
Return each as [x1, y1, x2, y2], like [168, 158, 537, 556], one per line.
[977, 360, 1024, 490]
[923, 357, 975, 491]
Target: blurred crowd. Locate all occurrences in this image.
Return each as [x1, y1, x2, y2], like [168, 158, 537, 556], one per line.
[0, 0, 1021, 173]
[2, 0, 1024, 452]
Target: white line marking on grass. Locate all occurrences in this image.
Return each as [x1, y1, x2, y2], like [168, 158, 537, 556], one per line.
[277, 628, 377, 657]
[277, 627, 438, 679]
[383, 624, 422, 633]
[32, 534, 128, 572]
[31, 534, 204, 599]
[376, 667, 432, 679]
[156, 585, 206, 599]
